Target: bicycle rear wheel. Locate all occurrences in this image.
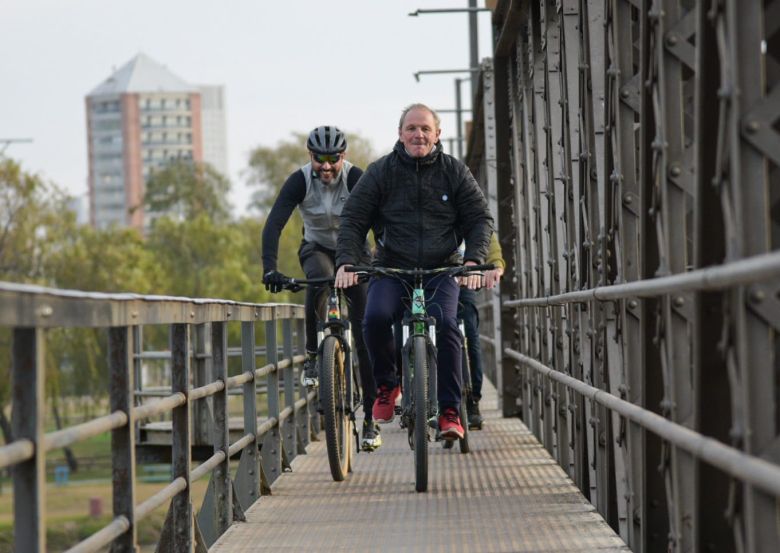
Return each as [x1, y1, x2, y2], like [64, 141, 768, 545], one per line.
[413, 335, 429, 492]
[321, 335, 351, 481]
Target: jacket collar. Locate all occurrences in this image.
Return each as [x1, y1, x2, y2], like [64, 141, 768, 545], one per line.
[393, 140, 443, 166]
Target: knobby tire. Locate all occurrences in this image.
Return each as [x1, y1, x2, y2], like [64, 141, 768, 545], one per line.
[321, 335, 351, 481]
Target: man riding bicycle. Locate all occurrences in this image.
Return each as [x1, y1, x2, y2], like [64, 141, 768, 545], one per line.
[262, 126, 381, 451]
[334, 104, 493, 440]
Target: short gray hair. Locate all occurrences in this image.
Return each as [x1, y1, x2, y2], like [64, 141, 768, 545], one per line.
[398, 103, 441, 131]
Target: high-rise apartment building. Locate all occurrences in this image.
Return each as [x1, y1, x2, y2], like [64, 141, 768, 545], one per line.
[85, 53, 227, 229]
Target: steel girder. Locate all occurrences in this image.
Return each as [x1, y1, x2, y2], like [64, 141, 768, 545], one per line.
[475, 1, 780, 552]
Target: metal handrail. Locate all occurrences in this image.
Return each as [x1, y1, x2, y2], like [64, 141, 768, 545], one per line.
[0, 280, 313, 552]
[506, 350, 780, 498]
[504, 250, 780, 307]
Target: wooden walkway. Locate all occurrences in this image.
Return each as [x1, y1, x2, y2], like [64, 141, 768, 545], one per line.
[212, 381, 629, 552]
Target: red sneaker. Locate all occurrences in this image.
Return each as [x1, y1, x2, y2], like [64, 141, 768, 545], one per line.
[373, 385, 401, 423]
[438, 407, 464, 440]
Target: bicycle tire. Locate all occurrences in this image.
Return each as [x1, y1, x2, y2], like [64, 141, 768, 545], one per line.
[413, 335, 429, 492]
[459, 345, 471, 454]
[321, 335, 351, 481]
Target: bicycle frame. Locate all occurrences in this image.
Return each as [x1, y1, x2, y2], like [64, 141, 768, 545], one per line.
[316, 286, 357, 418]
[400, 276, 438, 428]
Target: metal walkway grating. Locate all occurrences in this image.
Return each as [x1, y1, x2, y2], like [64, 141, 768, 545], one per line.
[212, 382, 629, 552]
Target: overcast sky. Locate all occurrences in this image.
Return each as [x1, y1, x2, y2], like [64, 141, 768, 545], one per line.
[2, 0, 493, 216]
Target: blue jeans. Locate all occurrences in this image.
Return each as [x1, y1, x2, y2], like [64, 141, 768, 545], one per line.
[363, 274, 462, 410]
[458, 287, 483, 400]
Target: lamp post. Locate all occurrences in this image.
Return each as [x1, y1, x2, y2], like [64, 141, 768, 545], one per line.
[455, 78, 464, 159]
[0, 138, 33, 155]
[408, 3, 490, 100]
[412, 70, 478, 160]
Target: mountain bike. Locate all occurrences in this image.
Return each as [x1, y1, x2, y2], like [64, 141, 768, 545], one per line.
[347, 264, 493, 492]
[279, 277, 361, 481]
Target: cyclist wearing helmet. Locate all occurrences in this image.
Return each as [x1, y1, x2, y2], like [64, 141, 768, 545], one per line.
[262, 126, 381, 451]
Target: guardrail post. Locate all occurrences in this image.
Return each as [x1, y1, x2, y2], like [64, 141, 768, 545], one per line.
[295, 317, 312, 445]
[109, 326, 137, 552]
[281, 318, 297, 462]
[170, 323, 193, 552]
[132, 325, 143, 444]
[262, 315, 282, 485]
[12, 327, 46, 553]
[236, 320, 260, 507]
[211, 320, 231, 537]
[193, 323, 213, 446]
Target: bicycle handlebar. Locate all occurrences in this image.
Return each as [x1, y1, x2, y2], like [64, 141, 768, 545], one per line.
[345, 264, 495, 278]
[279, 274, 368, 291]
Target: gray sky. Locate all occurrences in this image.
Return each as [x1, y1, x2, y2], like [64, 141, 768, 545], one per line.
[2, 0, 493, 216]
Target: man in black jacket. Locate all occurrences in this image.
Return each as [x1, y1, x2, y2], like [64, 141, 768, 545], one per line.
[262, 126, 381, 451]
[335, 104, 493, 440]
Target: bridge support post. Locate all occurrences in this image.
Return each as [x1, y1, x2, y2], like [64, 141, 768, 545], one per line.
[262, 316, 282, 486]
[109, 326, 138, 552]
[211, 321, 232, 538]
[281, 319, 297, 464]
[236, 321, 260, 508]
[12, 328, 46, 553]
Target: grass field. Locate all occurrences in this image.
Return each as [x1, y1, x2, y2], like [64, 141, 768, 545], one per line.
[0, 477, 210, 552]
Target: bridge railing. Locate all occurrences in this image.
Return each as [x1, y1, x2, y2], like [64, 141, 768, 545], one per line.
[0, 281, 314, 552]
[467, 1, 780, 552]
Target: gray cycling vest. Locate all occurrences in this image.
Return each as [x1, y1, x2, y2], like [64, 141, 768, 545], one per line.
[299, 161, 353, 250]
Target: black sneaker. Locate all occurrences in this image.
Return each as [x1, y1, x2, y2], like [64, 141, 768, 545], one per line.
[361, 420, 382, 451]
[467, 397, 484, 430]
[301, 355, 319, 388]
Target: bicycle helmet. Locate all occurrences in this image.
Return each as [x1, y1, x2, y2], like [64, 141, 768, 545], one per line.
[307, 126, 347, 155]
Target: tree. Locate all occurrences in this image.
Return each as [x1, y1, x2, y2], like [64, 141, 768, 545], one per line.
[144, 160, 232, 223]
[245, 131, 376, 215]
[0, 157, 76, 283]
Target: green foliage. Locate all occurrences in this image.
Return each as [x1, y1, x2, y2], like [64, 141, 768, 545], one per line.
[0, 131, 376, 427]
[246, 131, 376, 216]
[0, 158, 76, 283]
[144, 160, 232, 223]
[146, 214, 263, 301]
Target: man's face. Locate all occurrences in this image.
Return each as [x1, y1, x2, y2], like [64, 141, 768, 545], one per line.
[398, 108, 441, 158]
[310, 152, 344, 184]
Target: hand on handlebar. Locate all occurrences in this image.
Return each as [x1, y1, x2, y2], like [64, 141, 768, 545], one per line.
[458, 261, 483, 290]
[263, 270, 288, 293]
[483, 267, 504, 289]
[335, 265, 359, 288]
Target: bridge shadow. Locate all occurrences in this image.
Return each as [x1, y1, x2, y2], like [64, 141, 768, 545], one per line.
[211, 381, 629, 552]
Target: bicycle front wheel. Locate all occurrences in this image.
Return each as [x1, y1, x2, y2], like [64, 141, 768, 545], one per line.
[321, 335, 351, 481]
[413, 335, 429, 492]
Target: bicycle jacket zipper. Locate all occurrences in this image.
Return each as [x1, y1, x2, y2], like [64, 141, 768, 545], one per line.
[416, 159, 423, 267]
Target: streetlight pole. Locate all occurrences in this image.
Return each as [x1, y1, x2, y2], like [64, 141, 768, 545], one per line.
[455, 78, 464, 159]
[468, 0, 479, 99]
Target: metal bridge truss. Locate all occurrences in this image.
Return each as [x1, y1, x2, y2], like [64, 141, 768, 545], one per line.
[466, 1, 780, 552]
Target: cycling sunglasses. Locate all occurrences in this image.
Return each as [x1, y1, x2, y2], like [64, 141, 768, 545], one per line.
[312, 153, 342, 164]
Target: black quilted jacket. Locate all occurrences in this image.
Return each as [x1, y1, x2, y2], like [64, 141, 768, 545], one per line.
[336, 141, 493, 270]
